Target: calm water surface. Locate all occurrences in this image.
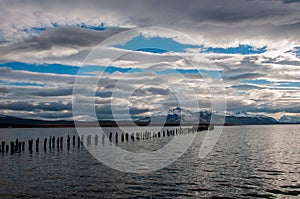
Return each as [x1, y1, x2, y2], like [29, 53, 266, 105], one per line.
[0, 125, 299, 198]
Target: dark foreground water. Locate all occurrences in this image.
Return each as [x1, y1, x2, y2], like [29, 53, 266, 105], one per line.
[0, 125, 299, 198]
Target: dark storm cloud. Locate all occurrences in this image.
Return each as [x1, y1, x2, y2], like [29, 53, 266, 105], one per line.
[225, 73, 264, 81]
[32, 88, 73, 97]
[0, 87, 9, 93]
[0, 27, 128, 61]
[0, 101, 72, 112]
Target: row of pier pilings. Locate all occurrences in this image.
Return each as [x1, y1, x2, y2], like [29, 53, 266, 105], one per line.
[0, 125, 211, 155]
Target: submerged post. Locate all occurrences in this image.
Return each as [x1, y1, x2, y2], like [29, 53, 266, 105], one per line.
[67, 135, 70, 150]
[72, 135, 75, 146]
[44, 138, 47, 151]
[49, 136, 52, 149]
[115, 132, 118, 144]
[18, 142, 22, 153]
[10, 142, 14, 154]
[52, 136, 55, 149]
[60, 137, 63, 148]
[36, 138, 39, 152]
[1, 141, 5, 153]
[102, 134, 105, 144]
[15, 139, 19, 151]
[95, 135, 98, 145]
[87, 135, 91, 145]
[22, 141, 25, 151]
[28, 139, 33, 153]
[57, 137, 59, 149]
[109, 132, 113, 142]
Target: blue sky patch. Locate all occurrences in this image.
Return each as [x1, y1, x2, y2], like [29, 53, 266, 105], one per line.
[202, 45, 267, 55]
[20, 22, 107, 34]
[114, 35, 202, 53]
[0, 80, 46, 87]
[242, 79, 300, 87]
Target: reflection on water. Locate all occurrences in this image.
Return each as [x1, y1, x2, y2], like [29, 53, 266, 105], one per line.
[0, 125, 299, 198]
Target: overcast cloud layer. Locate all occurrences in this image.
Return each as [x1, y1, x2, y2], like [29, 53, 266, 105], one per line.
[0, 0, 299, 121]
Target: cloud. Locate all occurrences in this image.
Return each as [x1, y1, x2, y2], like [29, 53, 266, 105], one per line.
[0, 0, 300, 120]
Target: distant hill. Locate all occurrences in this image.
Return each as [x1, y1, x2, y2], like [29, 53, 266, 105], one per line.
[278, 116, 300, 124]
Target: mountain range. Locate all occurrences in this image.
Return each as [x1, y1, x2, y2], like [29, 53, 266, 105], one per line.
[0, 107, 299, 127]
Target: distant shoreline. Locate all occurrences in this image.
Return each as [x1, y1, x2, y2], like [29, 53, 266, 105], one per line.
[0, 123, 298, 128]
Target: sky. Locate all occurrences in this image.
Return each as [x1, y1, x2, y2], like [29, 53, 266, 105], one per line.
[0, 0, 299, 121]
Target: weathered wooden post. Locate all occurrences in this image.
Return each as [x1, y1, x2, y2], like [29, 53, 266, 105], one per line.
[131, 133, 134, 141]
[121, 133, 124, 142]
[49, 136, 52, 149]
[163, 130, 165, 137]
[28, 139, 33, 153]
[95, 135, 98, 145]
[109, 132, 113, 142]
[52, 136, 55, 148]
[36, 138, 39, 152]
[44, 138, 47, 151]
[67, 135, 70, 150]
[5, 145, 9, 153]
[18, 142, 21, 153]
[80, 135, 84, 145]
[125, 133, 129, 142]
[60, 137, 63, 148]
[77, 136, 80, 148]
[22, 141, 25, 151]
[102, 134, 105, 144]
[15, 139, 19, 151]
[10, 142, 14, 154]
[158, 132, 161, 137]
[72, 135, 75, 146]
[57, 137, 59, 149]
[115, 132, 118, 144]
[1, 141, 5, 153]
[87, 135, 91, 145]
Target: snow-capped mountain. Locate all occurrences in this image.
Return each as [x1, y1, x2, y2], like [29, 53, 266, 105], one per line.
[279, 116, 300, 124]
[135, 107, 278, 125]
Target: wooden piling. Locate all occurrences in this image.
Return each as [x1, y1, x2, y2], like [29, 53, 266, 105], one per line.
[1, 141, 5, 153]
[60, 137, 63, 148]
[67, 135, 70, 150]
[95, 135, 98, 145]
[10, 142, 14, 154]
[77, 136, 80, 148]
[28, 139, 33, 153]
[102, 134, 105, 144]
[125, 133, 129, 142]
[15, 139, 19, 151]
[44, 138, 47, 151]
[87, 135, 91, 145]
[121, 133, 124, 142]
[36, 138, 39, 152]
[115, 132, 118, 144]
[18, 142, 22, 153]
[22, 142, 25, 151]
[52, 136, 55, 148]
[5, 145, 9, 153]
[72, 135, 75, 146]
[49, 136, 52, 149]
[131, 133, 134, 141]
[57, 137, 59, 149]
[109, 132, 113, 142]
